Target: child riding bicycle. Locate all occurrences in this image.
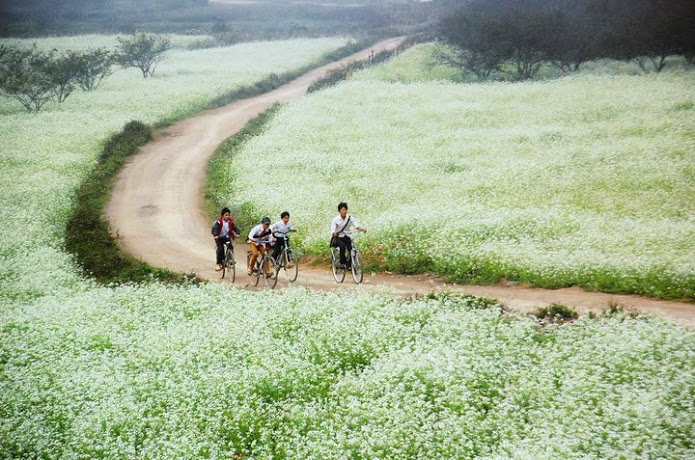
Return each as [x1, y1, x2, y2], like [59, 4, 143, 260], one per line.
[271, 211, 297, 263]
[247, 216, 273, 276]
[330, 202, 366, 269]
[211, 207, 240, 271]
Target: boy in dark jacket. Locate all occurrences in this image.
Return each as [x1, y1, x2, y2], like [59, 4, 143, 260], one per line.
[212, 207, 240, 271]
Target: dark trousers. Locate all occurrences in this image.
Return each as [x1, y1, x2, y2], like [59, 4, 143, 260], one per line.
[336, 235, 352, 266]
[272, 236, 288, 260]
[215, 236, 231, 264]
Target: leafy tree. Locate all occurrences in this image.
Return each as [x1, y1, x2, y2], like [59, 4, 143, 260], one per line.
[438, 7, 510, 80]
[45, 50, 81, 103]
[45, 49, 114, 102]
[0, 45, 54, 113]
[73, 49, 114, 91]
[116, 32, 171, 78]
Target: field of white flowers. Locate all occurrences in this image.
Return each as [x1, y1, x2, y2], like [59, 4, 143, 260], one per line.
[1, 37, 694, 459]
[3, 285, 695, 458]
[226, 44, 695, 299]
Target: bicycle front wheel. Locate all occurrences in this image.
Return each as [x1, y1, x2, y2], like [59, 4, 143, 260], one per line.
[284, 249, 298, 282]
[331, 247, 345, 283]
[351, 249, 364, 284]
[263, 256, 278, 289]
[224, 247, 236, 282]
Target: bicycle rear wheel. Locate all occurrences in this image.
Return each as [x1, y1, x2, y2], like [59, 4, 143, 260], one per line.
[284, 249, 298, 282]
[331, 247, 345, 283]
[351, 249, 363, 284]
[263, 256, 278, 289]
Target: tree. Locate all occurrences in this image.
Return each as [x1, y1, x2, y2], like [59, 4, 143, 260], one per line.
[595, 0, 695, 73]
[45, 49, 114, 102]
[0, 45, 55, 113]
[438, 7, 510, 80]
[116, 32, 171, 78]
[73, 49, 114, 91]
[45, 50, 81, 103]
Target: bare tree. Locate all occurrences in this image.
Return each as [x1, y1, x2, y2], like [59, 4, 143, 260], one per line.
[116, 32, 171, 78]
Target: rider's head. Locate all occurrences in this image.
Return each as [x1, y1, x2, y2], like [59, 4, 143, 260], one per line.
[221, 207, 231, 218]
[281, 211, 290, 223]
[261, 216, 271, 226]
[338, 202, 348, 218]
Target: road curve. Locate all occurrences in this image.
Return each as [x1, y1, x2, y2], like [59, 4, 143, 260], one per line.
[105, 37, 695, 328]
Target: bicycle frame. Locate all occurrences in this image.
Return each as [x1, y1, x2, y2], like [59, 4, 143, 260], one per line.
[247, 242, 277, 288]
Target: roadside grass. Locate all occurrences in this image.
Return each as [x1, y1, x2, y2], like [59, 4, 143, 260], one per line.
[221, 55, 695, 300]
[64, 120, 193, 284]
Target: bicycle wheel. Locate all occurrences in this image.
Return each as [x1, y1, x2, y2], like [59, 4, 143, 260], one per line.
[330, 247, 345, 283]
[351, 249, 364, 284]
[263, 256, 278, 289]
[284, 249, 298, 282]
[224, 247, 236, 283]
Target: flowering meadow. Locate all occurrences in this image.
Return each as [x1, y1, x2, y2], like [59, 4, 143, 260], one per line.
[3, 286, 695, 458]
[1, 36, 695, 458]
[225, 46, 695, 299]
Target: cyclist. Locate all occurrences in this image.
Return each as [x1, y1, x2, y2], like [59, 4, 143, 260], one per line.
[330, 202, 366, 269]
[247, 216, 273, 276]
[211, 207, 240, 271]
[271, 211, 297, 263]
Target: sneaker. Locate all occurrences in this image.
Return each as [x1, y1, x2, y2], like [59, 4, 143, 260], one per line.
[247, 268, 253, 276]
[265, 272, 273, 278]
[215, 264, 222, 271]
[337, 263, 347, 269]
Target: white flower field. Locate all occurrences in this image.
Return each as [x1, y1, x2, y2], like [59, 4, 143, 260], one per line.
[227, 45, 695, 299]
[1, 38, 694, 458]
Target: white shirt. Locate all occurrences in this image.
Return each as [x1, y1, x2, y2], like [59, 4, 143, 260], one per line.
[219, 220, 231, 238]
[331, 214, 360, 238]
[271, 220, 295, 238]
[248, 224, 272, 244]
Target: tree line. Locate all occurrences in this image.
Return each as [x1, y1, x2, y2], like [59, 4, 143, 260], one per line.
[0, 32, 171, 113]
[438, 0, 695, 80]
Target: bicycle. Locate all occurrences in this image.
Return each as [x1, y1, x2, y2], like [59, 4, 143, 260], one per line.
[274, 235, 298, 283]
[330, 234, 364, 284]
[220, 239, 236, 282]
[247, 243, 278, 288]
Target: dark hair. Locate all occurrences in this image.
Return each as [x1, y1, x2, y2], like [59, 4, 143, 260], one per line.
[261, 216, 271, 224]
[281, 211, 290, 219]
[221, 207, 231, 216]
[338, 202, 348, 211]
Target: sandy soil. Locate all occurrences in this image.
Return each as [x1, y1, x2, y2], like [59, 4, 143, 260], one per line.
[105, 37, 695, 329]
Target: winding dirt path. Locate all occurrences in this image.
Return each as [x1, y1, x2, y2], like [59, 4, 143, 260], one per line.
[105, 37, 695, 328]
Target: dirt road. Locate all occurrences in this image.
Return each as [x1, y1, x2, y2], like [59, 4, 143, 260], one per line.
[105, 37, 695, 328]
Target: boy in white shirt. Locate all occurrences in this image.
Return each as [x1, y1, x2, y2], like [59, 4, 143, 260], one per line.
[247, 216, 273, 276]
[330, 202, 366, 269]
[271, 211, 297, 262]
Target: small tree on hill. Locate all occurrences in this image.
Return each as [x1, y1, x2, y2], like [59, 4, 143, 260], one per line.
[74, 48, 114, 91]
[116, 32, 171, 78]
[0, 45, 55, 113]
